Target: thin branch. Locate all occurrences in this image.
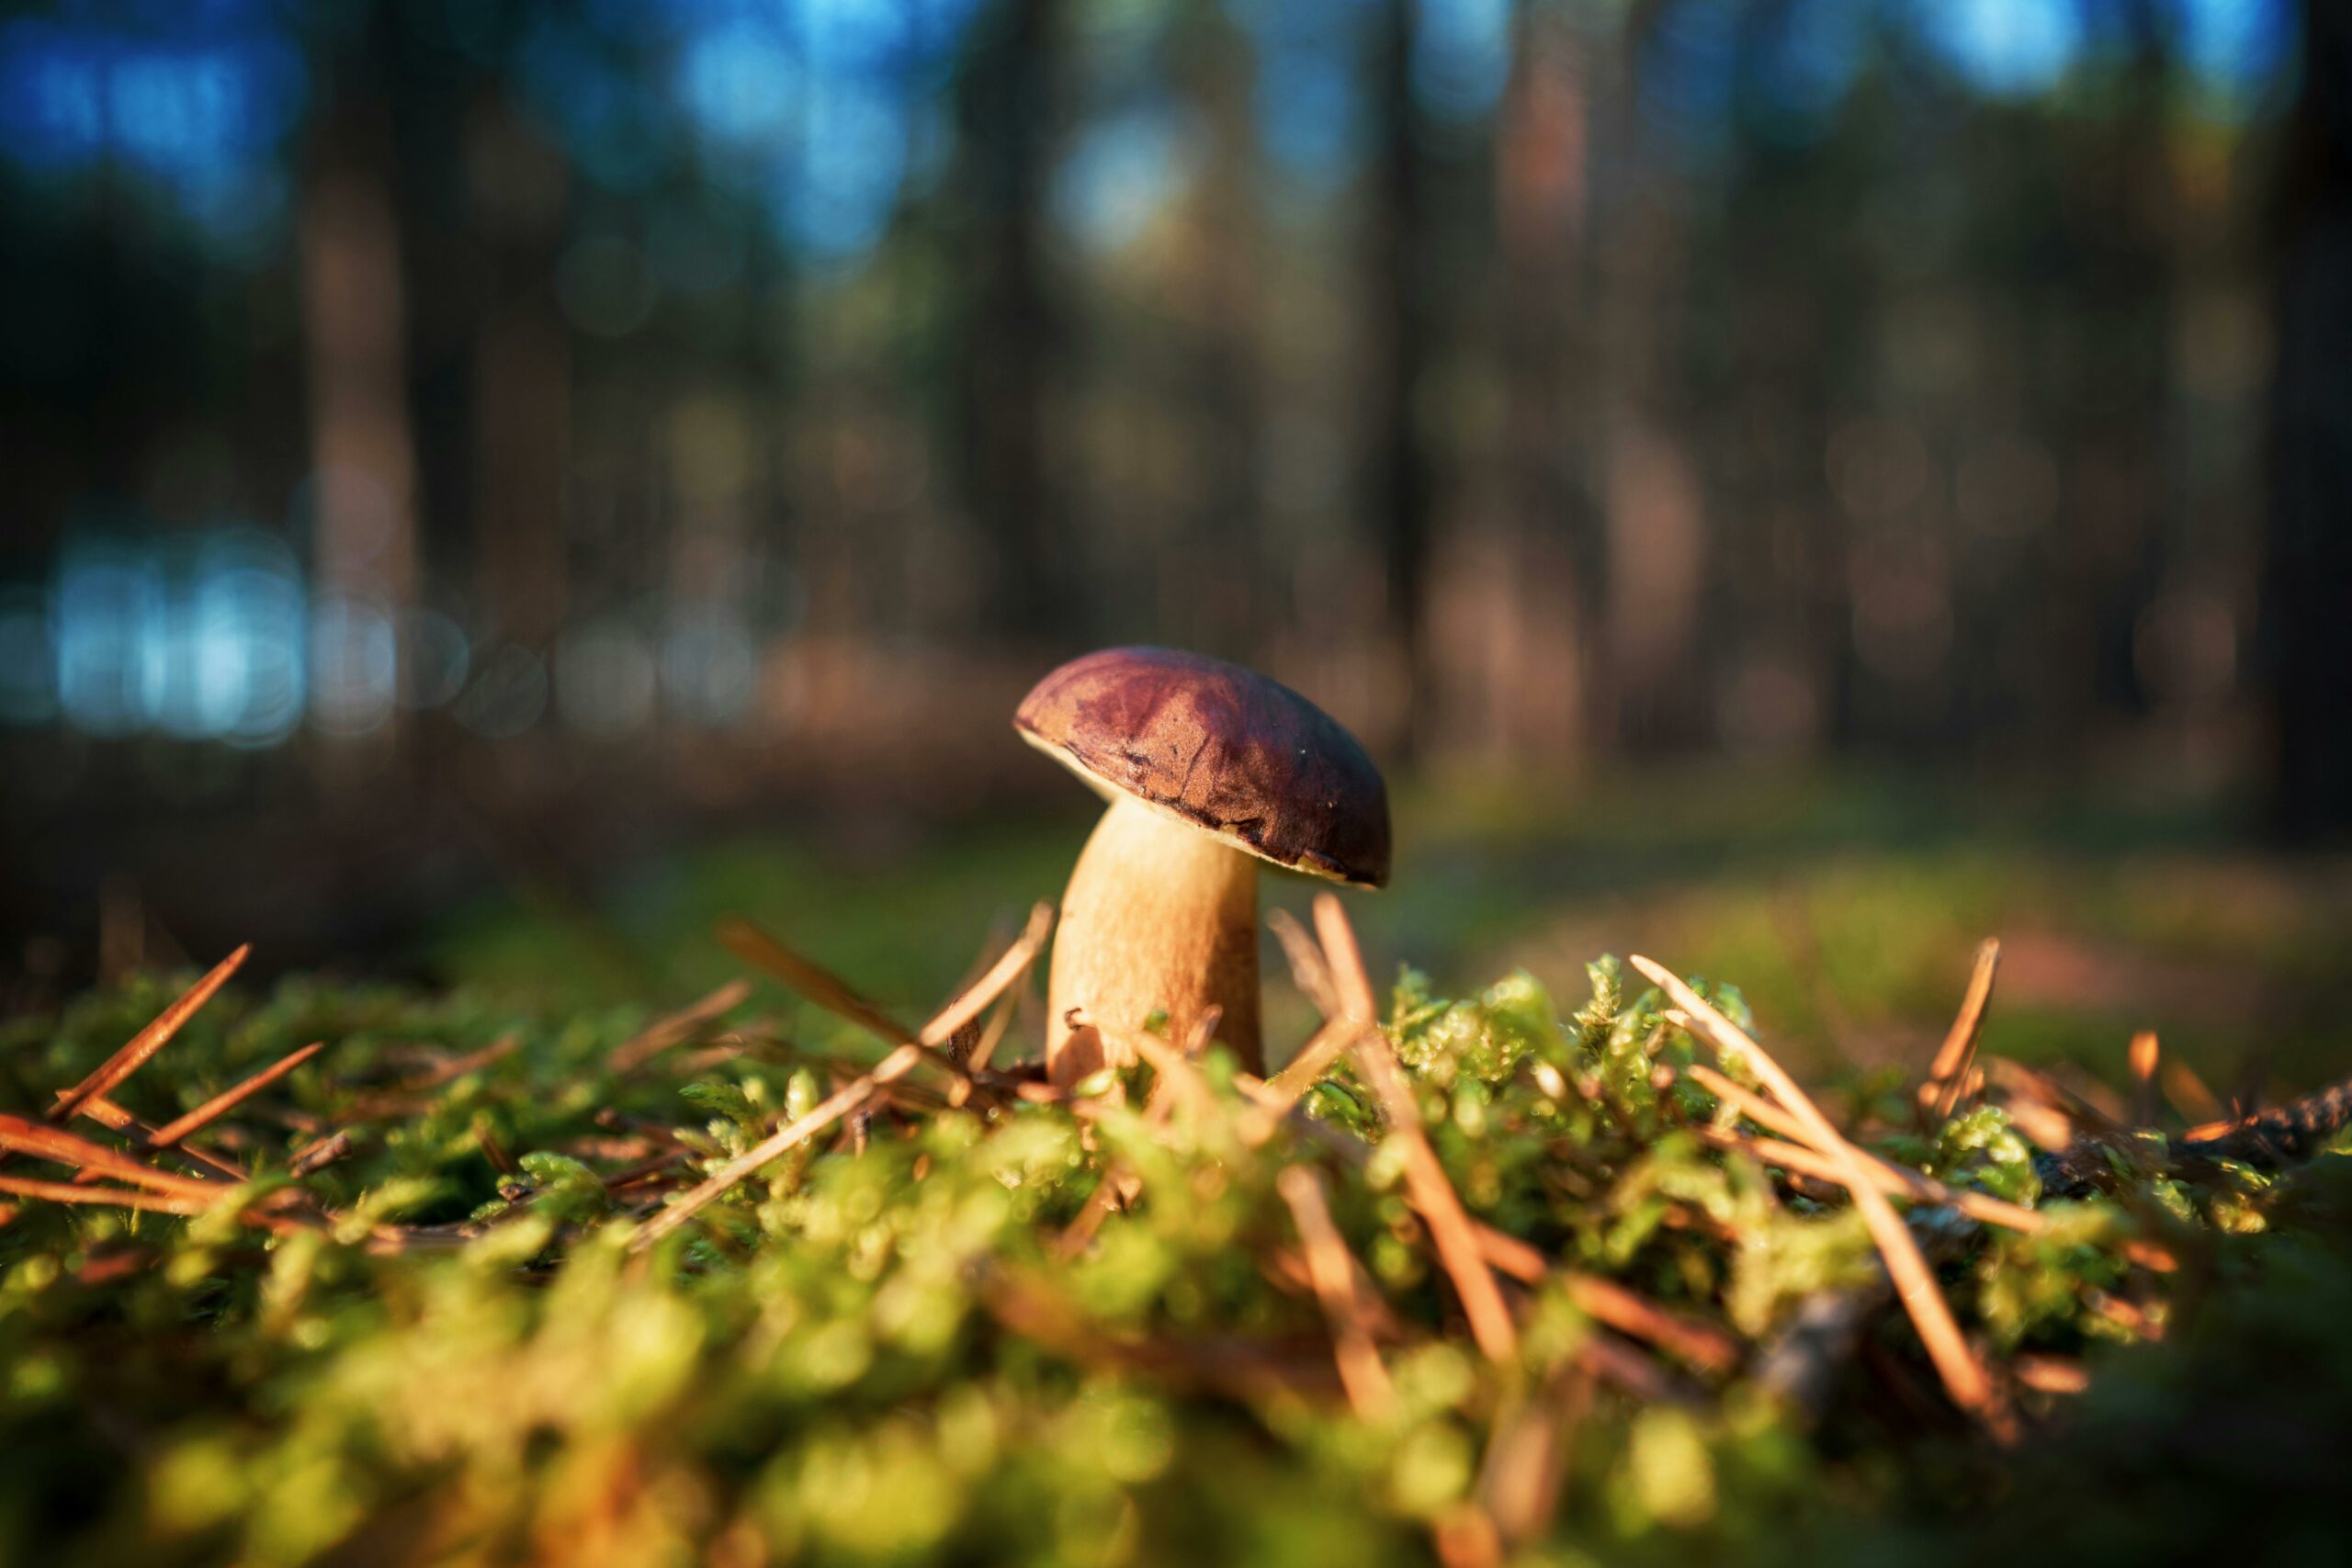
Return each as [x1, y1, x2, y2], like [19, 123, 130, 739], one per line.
[1322, 896, 1518, 1362]
[1478, 1359, 1591, 1551]
[49, 944, 251, 1122]
[922, 902, 1053, 1048]
[2161, 1058, 2226, 1124]
[716, 916, 919, 1047]
[1920, 939, 1999, 1123]
[1685, 1062, 2047, 1234]
[1633, 956, 2013, 1440]
[0, 1113, 221, 1197]
[1267, 906, 1340, 1019]
[146, 1043, 324, 1149]
[1263, 1021, 1353, 1111]
[609, 982, 754, 1074]
[716, 917, 972, 1096]
[54, 1093, 250, 1185]
[289, 1132, 354, 1177]
[966, 987, 1020, 1074]
[1312, 894, 1381, 1022]
[339, 1035, 521, 1119]
[0, 1175, 209, 1215]
[2012, 1354, 2091, 1395]
[630, 1042, 928, 1252]
[2175, 1069, 2352, 1167]
[1278, 1164, 1396, 1421]
[2129, 1032, 2161, 1128]
[1701, 1125, 2046, 1235]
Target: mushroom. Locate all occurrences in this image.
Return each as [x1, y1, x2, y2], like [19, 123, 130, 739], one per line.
[1014, 647, 1391, 1083]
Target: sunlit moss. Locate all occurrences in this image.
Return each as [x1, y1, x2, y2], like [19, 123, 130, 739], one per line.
[0, 958, 2342, 1566]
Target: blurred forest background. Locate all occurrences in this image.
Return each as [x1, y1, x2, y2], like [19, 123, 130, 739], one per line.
[1, 0, 2347, 1057]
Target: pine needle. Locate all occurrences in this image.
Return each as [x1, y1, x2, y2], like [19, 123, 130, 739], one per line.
[0, 1175, 209, 1215]
[609, 982, 755, 1073]
[1278, 1164, 1396, 1421]
[716, 917, 974, 1097]
[48, 944, 251, 1122]
[1634, 955, 2014, 1440]
[921, 902, 1052, 1048]
[1921, 938, 1999, 1123]
[630, 1042, 929, 1252]
[146, 1043, 325, 1149]
[2129, 1032, 2161, 1126]
[1320, 895, 1518, 1363]
[1685, 1062, 2047, 1234]
[1267, 907, 1340, 1019]
[0, 1112, 221, 1198]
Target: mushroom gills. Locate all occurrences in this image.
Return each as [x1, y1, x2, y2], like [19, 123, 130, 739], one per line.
[1046, 793, 1262, 1083]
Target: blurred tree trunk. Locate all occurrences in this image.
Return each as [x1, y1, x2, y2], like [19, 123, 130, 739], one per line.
[955, 0, 1071, 645]
[2264, 0, 2352, 837]
[469, 99, 572, 654]
[298, 14, 421, 763]
[1495, 6, 1595, 765]
[1181, 8, 1263, 660]
[1367, 0, 1433, 755]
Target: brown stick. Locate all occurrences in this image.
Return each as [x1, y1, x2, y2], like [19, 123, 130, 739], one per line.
[1634, 956, 2012, 1439]
[1278, 1165, 1396, 1420]
[1686, 1063, 2048, 1234]
[0, 1113, 220, 1198]
[2128, 1032, 2161, 1128]
[630, 1042, 928, 1252]
[2173, 1070, 2352, 1167]
[1322, 896, 1518, 1362]
[1920, 939, 1999, 1122]
[965, 988, 1021, 1074]
[146, 1043, 325, 1149]
[1240, 1067, 1740, 1373]
[922, 902, 1053, 1048]
[608, 982, 754, 1074]
[716, 918, 973, 1099]
[1267, 906, 1340, 1020]
[2160, 1059, 2227, 1125]
[55, 1091, 249, 1186]
[717, 917, 919, 1048]
[0, 1174, 209, 1214]
[1701, 1125, 2047, 1235]
[49, 945, 251, 1122]
[1263, 1021, 1354, 1111]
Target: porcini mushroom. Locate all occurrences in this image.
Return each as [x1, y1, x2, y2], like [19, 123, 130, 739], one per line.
[1014, 647, 1390, 1083]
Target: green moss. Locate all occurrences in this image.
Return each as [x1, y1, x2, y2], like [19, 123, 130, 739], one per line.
[0, 951, 2344, 1566]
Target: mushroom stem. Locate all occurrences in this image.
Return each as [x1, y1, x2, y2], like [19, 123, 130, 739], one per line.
[1047, 795, 1261, 1083]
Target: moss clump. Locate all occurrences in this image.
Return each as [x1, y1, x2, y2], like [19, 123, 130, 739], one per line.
[0, 945, 2345, 1567]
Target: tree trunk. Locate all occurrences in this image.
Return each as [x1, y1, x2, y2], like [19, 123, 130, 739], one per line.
[1367, 0, 1433, 755]
[956, 0, 1070, 645]
[2263, 0, 2352, 837]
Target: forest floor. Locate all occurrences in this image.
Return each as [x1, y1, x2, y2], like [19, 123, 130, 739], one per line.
[435, 764, 2352, 1101]
[6, 764, 2348, 1565]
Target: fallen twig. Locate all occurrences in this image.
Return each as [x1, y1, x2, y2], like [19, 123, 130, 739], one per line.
[1278, 1164, 1396, 1420]
[147, 1043, 324, 1150]
[717, 917, 977, 1103]
[922, 902, 1053, 1048]
[609, 982, 754, 1074]
[1267, 907, 1340, 1020]
[0, 1174, 210, 1215]
[1685, 1063, 2047, 1234]
[1634, 956, 2014, 1440]
[49, 945, 251, 1123]
[1322, 896, 1518, 1363]
[0, 1113, 221, 1198]
[1920, 939, 1999, 1123]
[630, 1042, 930, 1252]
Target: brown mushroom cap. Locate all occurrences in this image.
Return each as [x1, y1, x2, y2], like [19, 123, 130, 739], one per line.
[1014, 647, 1391, 888]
